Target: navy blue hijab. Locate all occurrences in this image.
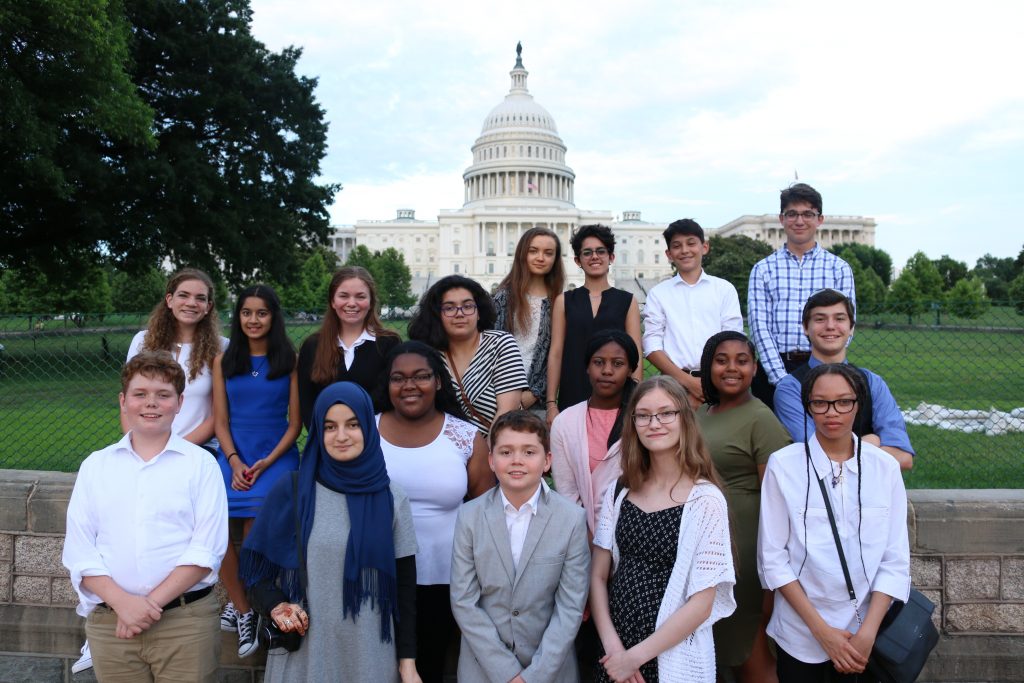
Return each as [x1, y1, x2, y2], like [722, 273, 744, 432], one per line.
[240, 382, 397, 641]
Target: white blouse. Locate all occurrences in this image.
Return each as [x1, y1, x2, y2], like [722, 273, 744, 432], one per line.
[757, 434, 911, 664]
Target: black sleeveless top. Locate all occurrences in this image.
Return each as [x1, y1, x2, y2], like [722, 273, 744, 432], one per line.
[557, 286, 633, 410]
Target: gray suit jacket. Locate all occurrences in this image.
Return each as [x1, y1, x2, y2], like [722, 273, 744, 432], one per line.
[451, 485, 590, 683]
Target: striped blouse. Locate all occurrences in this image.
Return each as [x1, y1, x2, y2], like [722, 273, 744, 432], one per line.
[442, 329, 528, 437]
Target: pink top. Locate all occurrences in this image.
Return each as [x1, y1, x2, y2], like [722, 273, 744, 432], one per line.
[586, 407, 618, 473]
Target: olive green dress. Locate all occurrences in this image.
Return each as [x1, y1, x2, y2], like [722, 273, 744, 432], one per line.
[697, 400, 791, 668]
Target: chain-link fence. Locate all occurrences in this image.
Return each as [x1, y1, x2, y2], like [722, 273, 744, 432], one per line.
[2, 307, 1022, 488]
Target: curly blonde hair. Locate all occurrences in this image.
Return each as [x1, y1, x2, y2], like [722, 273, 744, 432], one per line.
[141, 268, 221, 382]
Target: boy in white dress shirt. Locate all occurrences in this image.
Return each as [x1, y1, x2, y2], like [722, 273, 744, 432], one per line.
[63, 351, 228, 682]
[643, 218, 743, 408]
[451, 410, 590, 683]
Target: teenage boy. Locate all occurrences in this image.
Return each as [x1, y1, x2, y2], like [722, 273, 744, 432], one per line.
[774, 289, 915, 470]
[748, 184, 856, 403]
[63, 351, 228, 682]
[643, 219, 743, 408]
[451, 410, 590, 683]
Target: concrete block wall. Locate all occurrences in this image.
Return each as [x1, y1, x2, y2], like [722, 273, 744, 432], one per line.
[0, 471, 1022, 682]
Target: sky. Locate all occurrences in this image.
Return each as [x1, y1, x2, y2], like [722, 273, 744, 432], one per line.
[249, 0, 1024, 270]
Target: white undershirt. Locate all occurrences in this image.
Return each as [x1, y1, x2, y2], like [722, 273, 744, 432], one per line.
[337, 329, 376, 370]
[500, 484, 542, 569]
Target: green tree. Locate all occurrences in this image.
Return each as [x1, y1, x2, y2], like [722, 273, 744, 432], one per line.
[972, 254, 1018, 303]
[276, 247, 336, 313]
[945, 276, 989, 319]
[110, 264, 167, 313]
[830, 243, 893, 286]
[932, 255, 969, 292]
[2, 261, 112, 320]
[903, 252, 944, 303]
[703, 235, 773, 316]
[344, 245, 376, 272]
[1008, 272, 1024, 316]
[374, 248, 416, 315]
[837, 248, 886, 315]
[888, 271, 924, 322]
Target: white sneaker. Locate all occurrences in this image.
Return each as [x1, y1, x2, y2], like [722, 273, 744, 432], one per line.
[220, 602, 238, 632]
[236, 610, 260, 658]
[71, 641, 93, 674]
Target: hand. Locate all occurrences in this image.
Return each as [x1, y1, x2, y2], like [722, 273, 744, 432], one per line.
[545, 403, 559, 426]
[600, 645, 645, 683]
[270, 602, 308, 636]
[111, 594, 162, 638]
[245, 458, 269, 485]
[848, 627, 877, 672]
[230, 456, 251, 491]
[815, 625, 867, 674]
[399, 658, 422, 683]
[679, 373, 705, 405]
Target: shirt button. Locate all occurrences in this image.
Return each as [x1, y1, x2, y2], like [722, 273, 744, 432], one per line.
[512, 609, 519, 616]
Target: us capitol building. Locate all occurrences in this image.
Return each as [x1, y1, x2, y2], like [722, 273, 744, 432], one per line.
[328, 45, 876, 298]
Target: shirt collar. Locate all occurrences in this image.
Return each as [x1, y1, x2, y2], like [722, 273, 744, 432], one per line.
[337, 328, 375, 350]
[808, 432, 861, 480]
[782, 242, 821, 260]
[117, 431, 191, 463]
[672, 269, 710, 287]
[500, 483, 543, 515]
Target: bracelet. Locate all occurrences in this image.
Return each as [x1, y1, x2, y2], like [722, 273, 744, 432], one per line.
[545, 400, 557, 405]
[226, 452, 239, 462]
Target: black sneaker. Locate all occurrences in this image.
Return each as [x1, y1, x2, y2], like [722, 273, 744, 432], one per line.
[220, 602, 238, 633]
[237, 610, 260, 658]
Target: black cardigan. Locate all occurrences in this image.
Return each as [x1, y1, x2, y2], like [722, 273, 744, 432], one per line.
[297, 333, 400, 429]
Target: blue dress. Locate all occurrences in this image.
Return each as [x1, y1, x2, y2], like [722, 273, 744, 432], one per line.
[217, 356, 300, 518]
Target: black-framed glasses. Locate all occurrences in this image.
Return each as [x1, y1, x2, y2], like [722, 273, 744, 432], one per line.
[388, 372, 435, 387]
[806, 398, 857, 414]
[580, 247, 610, 259]
[440, 303, 477, 317]
[632, 410, 680, 426]
[782, 210, 820, 221]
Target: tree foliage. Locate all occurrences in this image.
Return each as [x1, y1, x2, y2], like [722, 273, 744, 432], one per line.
[344, 246, 416, 316]
[274, 247, 338, 313]
[703, 235, 773, 316]
[830, 242, 893, 286]
[1, 260, 113, 321]
[932, 255, 969, 292]
[945, 276, 989, 319]
[972, 254, 1020, 303]
[903, 252, 944, 303]
[887, 271, 924, 321]
[837, 248, 886, 314]
[110, 264, 167, 313]
[1008, 272, 1024, 317]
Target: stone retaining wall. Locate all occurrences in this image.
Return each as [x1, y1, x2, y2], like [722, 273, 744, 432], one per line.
[1, 470, 1022, 682]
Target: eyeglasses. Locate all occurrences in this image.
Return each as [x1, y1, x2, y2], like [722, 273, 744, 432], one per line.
[580, 247, 610, 259]
[782, 210, 820, 221]
[632, 410, 680, 426]
[388, 372, 435, 387]
[440, 303, 477, 317]
[806, 398, 857, 414]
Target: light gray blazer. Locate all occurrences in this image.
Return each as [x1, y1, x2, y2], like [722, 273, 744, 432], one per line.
[450, 485, 590, 683]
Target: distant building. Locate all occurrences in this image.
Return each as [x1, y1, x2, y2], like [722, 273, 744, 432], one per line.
[330, 46, 875, 300]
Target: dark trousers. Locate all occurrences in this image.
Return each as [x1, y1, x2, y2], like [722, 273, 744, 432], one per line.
[416, 584, 457, 683]
[777, 646, 879, 683]
[752, 361, 777, 410]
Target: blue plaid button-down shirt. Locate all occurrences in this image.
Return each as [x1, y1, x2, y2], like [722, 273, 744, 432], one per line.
[748, 244, 855, 384]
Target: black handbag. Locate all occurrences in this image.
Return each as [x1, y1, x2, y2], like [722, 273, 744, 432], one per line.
[813, 457, 938, 682]
[255, 472, 306, 653]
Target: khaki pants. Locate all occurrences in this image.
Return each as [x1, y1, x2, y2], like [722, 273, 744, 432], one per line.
[85, 590, 220, 683]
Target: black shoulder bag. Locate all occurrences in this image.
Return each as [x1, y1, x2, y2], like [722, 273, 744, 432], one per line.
[812, 457, 938, 683]
[256, 472, 307, 652]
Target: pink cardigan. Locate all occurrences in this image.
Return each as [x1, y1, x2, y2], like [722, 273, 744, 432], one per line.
[549, 401, 623, 535]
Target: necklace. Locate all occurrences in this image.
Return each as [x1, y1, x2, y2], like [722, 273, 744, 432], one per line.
[251, 356, 268, 377]
[829, 460, 845, 488]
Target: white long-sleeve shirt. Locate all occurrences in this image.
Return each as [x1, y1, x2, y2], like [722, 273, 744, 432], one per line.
[63, 432, 228, 617]
[757, 435, 910, 664]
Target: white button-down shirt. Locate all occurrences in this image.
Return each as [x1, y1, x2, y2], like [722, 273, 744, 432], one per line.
[500, 484, 542, 569]
[337, 329, 376, 370]
[642, 270, 743, 370]
[757, 435, 910, 663]
[62, 433, 229, 617]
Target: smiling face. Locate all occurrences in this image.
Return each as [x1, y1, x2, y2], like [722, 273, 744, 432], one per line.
[804, 302, 853, 360]
[238, 296, 272, 341]
[780, 199, 824, 251]
[165, 278, 212, 329]
[387, 352, 440, 421]
[439, 287, 480, 341]
[120, 373, 183, 438]
[808, 373, 859, 442]
[587, 341, 631, 404]
[331, 277, 371, 329]
[575, 236, 613, 277]
[322, 403, 365, 462]
[709, 339, 756, 401]
[525, 234, 558, 277]
[666, 234, 709, 278]
[633, 387, 682, 457]
[489, 427, 551, 506]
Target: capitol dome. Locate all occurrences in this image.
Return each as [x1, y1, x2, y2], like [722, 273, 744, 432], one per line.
[463, 44, 575, 208]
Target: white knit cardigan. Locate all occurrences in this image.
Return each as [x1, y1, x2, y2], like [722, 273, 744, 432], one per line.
[594, 480, 736, 683]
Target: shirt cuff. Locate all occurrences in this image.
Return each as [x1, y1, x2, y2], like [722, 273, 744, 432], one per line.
[872, 572, 911, 603]
[760, 564, 798, 591]
[175, 548, 221, 575]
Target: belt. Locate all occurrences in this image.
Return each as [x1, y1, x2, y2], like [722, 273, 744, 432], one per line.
[781, 350, 811, 362]
[683, 368, 702, 378]
[99, 586, 212, 612]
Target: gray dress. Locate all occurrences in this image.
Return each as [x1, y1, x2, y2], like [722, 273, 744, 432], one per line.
[264, 481, 418, 683]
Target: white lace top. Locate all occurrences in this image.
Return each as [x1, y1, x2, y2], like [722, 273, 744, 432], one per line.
[513, 295, 545, 373]
[594, 480, 736, 683]
[377, 413, 477, 584]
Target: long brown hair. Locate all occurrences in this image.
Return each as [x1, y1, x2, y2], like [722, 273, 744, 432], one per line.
[141, 268, 221, 382]
[497, 227, 565, 335]
[618, 376, 724, 495]
[310, 266, 398, 385]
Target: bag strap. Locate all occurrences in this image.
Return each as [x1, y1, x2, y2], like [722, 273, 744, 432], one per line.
[806, 442, 858, 608]
[292, 472, 308, 605]
[446, 349, 492, 431]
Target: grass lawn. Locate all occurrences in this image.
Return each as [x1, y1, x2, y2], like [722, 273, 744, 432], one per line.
[2, 315, 1021, 488]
